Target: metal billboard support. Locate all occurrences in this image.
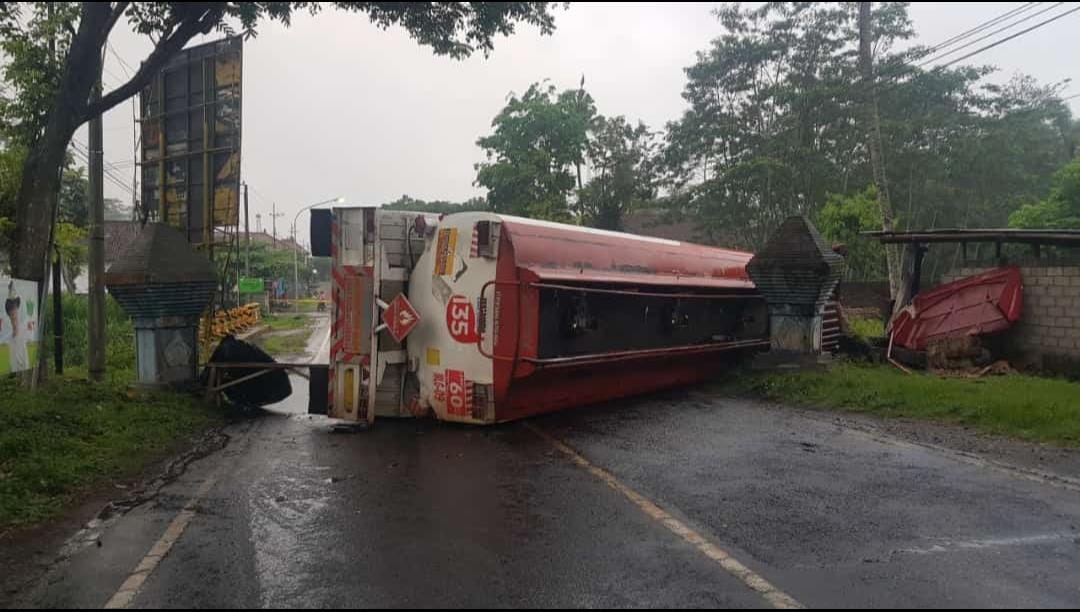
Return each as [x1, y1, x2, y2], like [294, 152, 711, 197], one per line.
[137, 37, 243, 359]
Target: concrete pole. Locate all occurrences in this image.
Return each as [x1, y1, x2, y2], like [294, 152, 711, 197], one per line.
[293, 223, 300, 314]
[88, 65, 105, 382]
[243, 182, 250, 276]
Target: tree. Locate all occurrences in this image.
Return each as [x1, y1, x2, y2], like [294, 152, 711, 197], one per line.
[104, 197, 132, 222]
[661, 0, 1074, 278]
[246, 242, 313, 288]
[57, 165, 88, 226]
[858, 1, 901, 303]
[54, 221, 86, 293]
[660, 2, 917, 249]
[475, 82, 596, 220]
[0, 142, 24, 265]
[0, 2, 558, 289]
[381, 194, 489, 214]
[817, 186, 887, 281]
[1009, 156, 1080, 230]
[577, 116, 657, 230]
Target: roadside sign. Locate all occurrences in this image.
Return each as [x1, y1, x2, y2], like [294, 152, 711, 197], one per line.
[1, 278, 40, 375]
[139, 36, 242, 244]
[381, 293, 421, 343]
[238, 277, 263, 293]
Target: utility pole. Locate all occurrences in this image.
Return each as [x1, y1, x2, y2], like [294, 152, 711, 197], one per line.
[48, 2, 63, 377]
[243, 182, 250, 276]
[270, 203, 283, 249]
[88, 59, 105, 382]
[256, 213, 262, 233]
[53, 245, 63, 374]
[858, 1, 903, 310]
[292, 222, 299, 312]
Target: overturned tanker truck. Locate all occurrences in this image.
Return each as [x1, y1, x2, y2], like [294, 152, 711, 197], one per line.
[307, 208, 840, 425]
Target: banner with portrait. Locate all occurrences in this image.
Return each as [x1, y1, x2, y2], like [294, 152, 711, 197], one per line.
[1, 279, 40, 375]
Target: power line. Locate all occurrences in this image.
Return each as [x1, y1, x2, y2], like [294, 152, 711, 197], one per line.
[847, 3, 1064, 103]
[107, 42, 142, 214]
[931, 4, 1080, 71]
[916, 2, 1067, 68]
[73, 154, 134, 197]
[69, 140, 135, 197]
[107, 42, 138, 78]
[106, 43, 134, 78]
[923, 2, 1043, 56]
[248, 183, 273, 209]
[69, 142, 136, 194]
[864, 3, 1080, 101]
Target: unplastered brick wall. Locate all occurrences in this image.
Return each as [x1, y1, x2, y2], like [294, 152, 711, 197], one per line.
[944, 261, 1080, 375]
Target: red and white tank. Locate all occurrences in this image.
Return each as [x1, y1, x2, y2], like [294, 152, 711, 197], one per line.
[316, 208, 769, 425]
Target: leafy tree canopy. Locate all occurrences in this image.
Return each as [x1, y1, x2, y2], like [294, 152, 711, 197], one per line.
[1009, 156, 1080, 230]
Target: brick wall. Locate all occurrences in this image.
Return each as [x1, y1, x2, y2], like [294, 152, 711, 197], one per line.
[944, 263, 1080, 375]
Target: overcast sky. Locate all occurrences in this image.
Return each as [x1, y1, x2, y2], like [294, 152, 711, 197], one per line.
[79, 2, 1080, 243]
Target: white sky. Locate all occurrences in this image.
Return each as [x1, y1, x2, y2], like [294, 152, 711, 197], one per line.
[78, 2, 1080, 244]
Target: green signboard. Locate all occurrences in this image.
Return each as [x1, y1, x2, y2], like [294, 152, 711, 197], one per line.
[238, 277, 264, 293]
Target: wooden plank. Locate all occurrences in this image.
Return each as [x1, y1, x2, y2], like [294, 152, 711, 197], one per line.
[211, 367, 275, 393]
[205, 361, 314, 368]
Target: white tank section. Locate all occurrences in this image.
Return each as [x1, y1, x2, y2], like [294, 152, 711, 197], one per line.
[407, 212, 501, 423]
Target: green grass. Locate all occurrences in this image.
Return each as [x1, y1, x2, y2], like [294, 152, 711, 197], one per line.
[41, 295, 135, 371]
[255, 330, 313, 357]
[0, 342, 38, 375]
[253, 315, 314, 357]
[0, 375, 224, 528]
[263, 314, 311, 333]
[847, 316, 885, 340]
[732, 363, 1080, 446]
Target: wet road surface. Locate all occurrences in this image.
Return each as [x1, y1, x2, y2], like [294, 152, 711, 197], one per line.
[13, 316, 1080, 608]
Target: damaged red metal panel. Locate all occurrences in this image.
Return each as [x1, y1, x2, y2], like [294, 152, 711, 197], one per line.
[891, 266, 1024, 351]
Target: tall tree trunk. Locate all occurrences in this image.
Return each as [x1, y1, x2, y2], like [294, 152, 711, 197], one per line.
[858, 2, 905, 310]
[62, 262, 78, 294]
[11, 4, 111, 283]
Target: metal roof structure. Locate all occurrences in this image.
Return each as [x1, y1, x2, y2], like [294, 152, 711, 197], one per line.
[864, 228, 1080, 247]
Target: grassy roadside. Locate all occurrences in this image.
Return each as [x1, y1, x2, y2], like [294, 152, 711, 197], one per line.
[262, 314, 312, 332]
[253, 315, 315, 357]
[0, 373, 224, 528]
[731, 362, 1080, 447]
[846, 316, 885, 341]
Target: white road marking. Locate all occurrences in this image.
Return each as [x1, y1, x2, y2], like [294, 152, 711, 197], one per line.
[525, 423, 803, 610]
[103, 472, 220, 609]
[314, 319, 332, 362]
[894, 533, 1077, 556]
[104, 331, 330, 609]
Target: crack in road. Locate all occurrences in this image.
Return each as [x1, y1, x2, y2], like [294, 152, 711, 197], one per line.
[56, 428, 233, 562]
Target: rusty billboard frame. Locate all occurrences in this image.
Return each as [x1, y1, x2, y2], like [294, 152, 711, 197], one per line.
[138, 36, 242, 249]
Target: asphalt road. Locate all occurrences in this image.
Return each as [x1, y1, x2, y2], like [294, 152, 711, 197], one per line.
[13, 317, 1080, 608]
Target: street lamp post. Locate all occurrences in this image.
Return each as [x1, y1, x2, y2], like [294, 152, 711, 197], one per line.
[293, 197, 344, 313]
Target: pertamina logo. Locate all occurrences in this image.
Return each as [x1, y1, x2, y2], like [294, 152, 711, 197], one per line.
[446, 295, 479, 343]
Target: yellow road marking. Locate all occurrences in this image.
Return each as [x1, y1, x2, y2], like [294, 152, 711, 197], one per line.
[103, 471, 220, 609]
[525, 423, 803, 610]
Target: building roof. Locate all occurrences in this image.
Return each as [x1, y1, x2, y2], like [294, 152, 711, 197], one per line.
[248, 231, 306, 252]
[105, 221, 144, 264]
[105, 223, 216, 286]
